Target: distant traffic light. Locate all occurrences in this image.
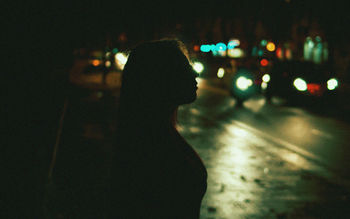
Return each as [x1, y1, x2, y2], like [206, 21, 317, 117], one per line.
[260, 58, 269, 67]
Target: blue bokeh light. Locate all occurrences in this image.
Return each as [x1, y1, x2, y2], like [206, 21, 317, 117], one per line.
[216, 43, 227, 51]
[200, 45, 211, 52]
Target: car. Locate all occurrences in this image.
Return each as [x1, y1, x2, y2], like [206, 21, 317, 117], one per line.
[264, 60, 339, 105]
[216, 57, 270, 105]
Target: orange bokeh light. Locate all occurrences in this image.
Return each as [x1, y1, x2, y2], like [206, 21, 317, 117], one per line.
[92, 59, 101, 66]
[276, 47, 283, 59]
[193, 45, 200, 52]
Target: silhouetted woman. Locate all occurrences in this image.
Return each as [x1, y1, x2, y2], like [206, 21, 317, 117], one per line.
[109, 39, 207, 219]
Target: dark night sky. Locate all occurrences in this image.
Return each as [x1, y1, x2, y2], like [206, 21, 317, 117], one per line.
[3, 0, 347, 81]
[4, 0, 350, 52]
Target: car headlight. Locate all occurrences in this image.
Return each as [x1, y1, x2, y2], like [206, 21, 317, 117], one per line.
[192, 61, 204, 74]
[261, 82, 268, 90]
[262, 74, 270, 83]
[327, 78, 338, 90]
[236, 76, 253, 90]
[293, 78, 307, 91]
[217, 68, 225, 78]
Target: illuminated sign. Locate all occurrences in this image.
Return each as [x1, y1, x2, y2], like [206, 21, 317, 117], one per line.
[228, 39, 240, 48]
[200, 44, 225, 52]
[200, 39, 240, 53]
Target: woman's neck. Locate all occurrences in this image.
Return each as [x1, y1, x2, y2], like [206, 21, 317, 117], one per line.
[147, 105, 177, 130]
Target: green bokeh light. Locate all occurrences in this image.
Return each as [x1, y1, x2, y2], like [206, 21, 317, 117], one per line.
[260, 40, 267, 47]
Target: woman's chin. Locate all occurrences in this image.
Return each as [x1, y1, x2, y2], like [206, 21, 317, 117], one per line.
[181, 93, 197, 104]
[170, 89, 198, 105]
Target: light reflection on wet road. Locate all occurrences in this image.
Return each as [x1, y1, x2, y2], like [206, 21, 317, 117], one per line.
[177, 78, 350, 218]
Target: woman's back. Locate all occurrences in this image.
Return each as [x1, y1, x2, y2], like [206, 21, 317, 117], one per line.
[110, 124, 207, 219]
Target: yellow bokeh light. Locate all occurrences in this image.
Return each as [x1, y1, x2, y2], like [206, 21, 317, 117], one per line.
[266, 42, 276, 52]
[105, 61, 111, 67]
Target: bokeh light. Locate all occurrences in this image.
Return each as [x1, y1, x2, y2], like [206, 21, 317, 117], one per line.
[217, 68, 225, 78]
[193, 45, 200, 52]
[236, 76, 253, 90]
[266, 42, 276, 52]
[92, 59, 101, 67]
[262, 74, 270, 83]
[115, 52, 128, 70]
[260, 59, 269, 67]
[105, 61, 111, 67]
[327, 78, 338, 90]
[260, 39, 268, 47]
[293, 78, 307, 91]
[193, 61, 204, 74]
[261, 82, 268, 90]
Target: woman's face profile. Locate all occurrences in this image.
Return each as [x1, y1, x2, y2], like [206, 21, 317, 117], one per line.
[167, 51, 198, 105]
[121, 40, 198, 107]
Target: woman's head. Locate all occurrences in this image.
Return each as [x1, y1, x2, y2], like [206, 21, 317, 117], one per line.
[120, 39, 198, 110]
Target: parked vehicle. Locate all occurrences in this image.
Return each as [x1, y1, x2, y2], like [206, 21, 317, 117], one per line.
[264, 60, 339, 104]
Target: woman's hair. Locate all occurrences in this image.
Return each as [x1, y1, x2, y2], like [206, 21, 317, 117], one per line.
[117, 39, 190, 131]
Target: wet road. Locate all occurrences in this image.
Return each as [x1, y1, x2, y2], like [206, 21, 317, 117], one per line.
[180, 78, 350, 218]
[49, 77, 350, 218]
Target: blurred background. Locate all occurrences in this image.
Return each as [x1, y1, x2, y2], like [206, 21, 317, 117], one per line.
[4, 0, 350, 218]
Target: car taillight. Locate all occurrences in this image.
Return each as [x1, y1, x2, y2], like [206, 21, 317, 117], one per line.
[307, 83, 322, 96]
